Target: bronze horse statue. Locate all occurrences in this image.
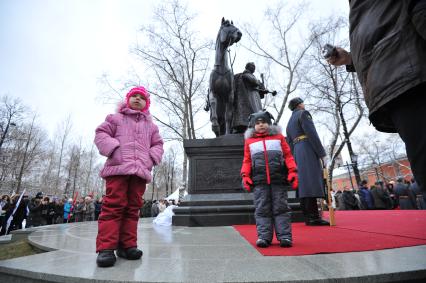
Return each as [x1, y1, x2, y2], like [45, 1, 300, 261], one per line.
[207, 18, 242, 136]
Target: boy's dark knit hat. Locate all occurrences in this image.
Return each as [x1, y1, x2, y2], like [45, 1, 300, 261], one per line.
[248, 110, 275, 128]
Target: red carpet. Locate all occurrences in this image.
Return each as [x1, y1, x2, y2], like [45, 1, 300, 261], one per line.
[233, 210, 426, 256]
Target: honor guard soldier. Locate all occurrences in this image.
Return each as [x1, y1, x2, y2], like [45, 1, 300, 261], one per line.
[286, 97, 329, 226]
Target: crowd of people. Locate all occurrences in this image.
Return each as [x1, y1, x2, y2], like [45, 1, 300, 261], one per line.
[0, 192, 103, 235]
[138, 198, 179, 219]
[333, 178, 425, 211]
[0, 193, 181, 236]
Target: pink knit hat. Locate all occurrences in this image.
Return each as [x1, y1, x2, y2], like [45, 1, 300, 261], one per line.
[125, 86, 150, 112]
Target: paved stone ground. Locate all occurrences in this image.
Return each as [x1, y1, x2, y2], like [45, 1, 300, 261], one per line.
[0, 218, 425, 282]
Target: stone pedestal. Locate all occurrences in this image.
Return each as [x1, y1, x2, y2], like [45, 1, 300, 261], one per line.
[172, 134, 303, 226]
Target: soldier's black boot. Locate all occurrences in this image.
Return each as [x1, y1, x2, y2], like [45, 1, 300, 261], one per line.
[305, 218, 330, 226]
[302, 197, 329, 226]
[116, 247, 143, 260]
[96, 250, 116, 267]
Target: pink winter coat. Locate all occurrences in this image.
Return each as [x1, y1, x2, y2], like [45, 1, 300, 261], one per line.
[94, 103, 164, 183]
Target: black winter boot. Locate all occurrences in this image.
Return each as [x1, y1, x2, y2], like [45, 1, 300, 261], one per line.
[116, 247, 143, 260]
[96, 250, 116, 267]
[305, 218, 330, 226]
[256, 239, 270, 248]
[301, 197, 329, 226]
[280, 239, 293, 248]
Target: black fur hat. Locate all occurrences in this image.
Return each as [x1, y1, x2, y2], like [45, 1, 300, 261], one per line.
[288, 97, 304, 111]
[248, 110, 275, 128]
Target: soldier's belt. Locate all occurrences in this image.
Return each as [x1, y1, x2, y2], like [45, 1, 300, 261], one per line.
[399, 196, 409, 199]
[293, 135, 308, 144]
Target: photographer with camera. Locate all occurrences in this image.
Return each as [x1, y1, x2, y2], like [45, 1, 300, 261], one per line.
[326, 0, 426, 194]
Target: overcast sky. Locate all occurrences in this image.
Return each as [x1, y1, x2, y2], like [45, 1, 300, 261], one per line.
[0, 0, 349, 148]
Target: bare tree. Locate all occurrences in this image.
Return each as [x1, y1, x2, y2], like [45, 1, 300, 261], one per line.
[354, 133, 407, 181]
[54, 115, 72, 192]
[82, 143, 97, 195]
[242, 1, 344, 123]
[15, 114, 44, 193]
[303, 29, 366, 185]
[132, 0, 211, 186]
[0, 94, 106, 197]
[0, 96, 25, 153]
[0, 96, 25, 190]
[63, 140, 83, 197]
[39, 138, 57, 193]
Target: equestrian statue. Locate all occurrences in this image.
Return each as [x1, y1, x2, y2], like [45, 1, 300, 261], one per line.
[206, 18, 242, 136]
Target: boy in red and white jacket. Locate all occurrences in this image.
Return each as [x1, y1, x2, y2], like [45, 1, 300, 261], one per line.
[241, 111, 298, 248]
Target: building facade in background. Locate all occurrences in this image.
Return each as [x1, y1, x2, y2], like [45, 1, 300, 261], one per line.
[333, 157, 412, 190]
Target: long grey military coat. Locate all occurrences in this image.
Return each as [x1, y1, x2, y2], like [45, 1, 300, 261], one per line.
[286, 109, 326, 198]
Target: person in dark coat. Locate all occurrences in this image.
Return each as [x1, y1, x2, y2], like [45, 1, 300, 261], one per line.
[0, 194, 27, 234]
[27, 193, 44, 227]
[73, 197, 85, 222]
[386, 182, 397, 209]
[337, 187, 361, 210]
[10, 195, 29, 231]
[46, 198, 56, 225]
[411, 178, 426, 209]
[54, 199, 64, 224]
[370, 182, 391, 210]
[241, 110, 298, 248]
[0, 195, 11, 234]
[358, 180, 374, 210]
[395, 178, 417, 209]
[286, 97, 329, 226]
[327, 1, 426, 194]
[40, 196, 51, 225]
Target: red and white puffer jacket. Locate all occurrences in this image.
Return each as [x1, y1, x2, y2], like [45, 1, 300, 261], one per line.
[241, 125, 297, 186]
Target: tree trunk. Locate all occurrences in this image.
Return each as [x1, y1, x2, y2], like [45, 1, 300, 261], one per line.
[16, 117, 36, 193]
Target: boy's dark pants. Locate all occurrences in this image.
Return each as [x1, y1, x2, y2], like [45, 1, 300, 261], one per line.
[253, 184, 292, 242]
[96, 175, 146, 252]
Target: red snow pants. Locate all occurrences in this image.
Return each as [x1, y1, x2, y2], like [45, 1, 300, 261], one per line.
[96, 175, 146, 252]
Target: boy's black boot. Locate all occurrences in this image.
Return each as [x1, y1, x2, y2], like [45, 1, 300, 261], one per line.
[280, 239, 293, 248]
[96, 250, 116, 267]
[256, 239, 270, 248]
[116, 247, 143, 260]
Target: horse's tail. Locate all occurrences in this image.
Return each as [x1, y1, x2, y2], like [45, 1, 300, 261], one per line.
[204, 88, 210, 112]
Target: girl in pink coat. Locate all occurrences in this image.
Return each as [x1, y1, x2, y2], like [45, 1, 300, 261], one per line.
[94, 86, 164, 267]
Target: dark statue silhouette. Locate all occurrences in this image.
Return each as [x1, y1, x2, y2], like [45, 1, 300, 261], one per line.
[232, 62, 277, 133]
[206, 18, 242, 136]
[205, 19, 277, 136]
